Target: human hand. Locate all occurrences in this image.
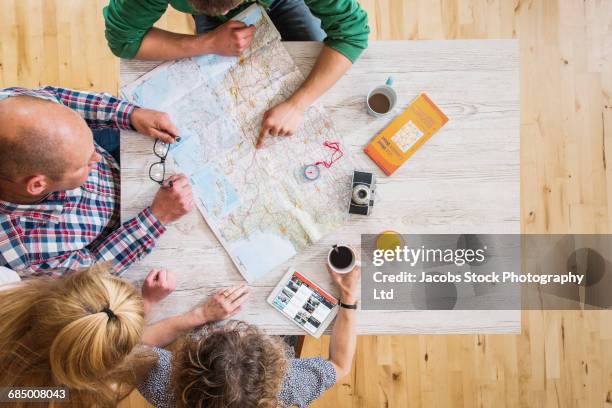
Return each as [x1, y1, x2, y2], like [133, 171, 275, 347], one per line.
[188, 284, 250, 325]
[142, 269, 177, 314]
[327, 264, 361, 304]
[150, 174, 195, 225]
[131, 108, 180, 144]
[205, 20, 255, 56]
[256, 99, 305, 149]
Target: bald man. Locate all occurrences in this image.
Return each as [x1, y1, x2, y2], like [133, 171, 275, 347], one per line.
[0, 86, 194, 277]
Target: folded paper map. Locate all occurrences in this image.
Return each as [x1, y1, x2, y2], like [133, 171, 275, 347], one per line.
[122, 4, 353, 282]
[364, 93, 448, 175]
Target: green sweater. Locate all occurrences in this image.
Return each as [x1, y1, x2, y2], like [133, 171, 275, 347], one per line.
[103, 0, 369, 63]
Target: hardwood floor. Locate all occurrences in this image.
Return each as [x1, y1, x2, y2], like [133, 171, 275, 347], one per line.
[1, 0, 611, 406]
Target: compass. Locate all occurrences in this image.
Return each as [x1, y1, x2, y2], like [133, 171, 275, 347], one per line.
[303, 164, 321, 181]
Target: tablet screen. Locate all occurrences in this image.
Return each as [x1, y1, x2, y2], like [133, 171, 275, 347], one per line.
[271, 271, 338, 334]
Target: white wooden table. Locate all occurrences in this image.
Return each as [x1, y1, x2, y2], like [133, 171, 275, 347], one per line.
[120, 40, 520, 334]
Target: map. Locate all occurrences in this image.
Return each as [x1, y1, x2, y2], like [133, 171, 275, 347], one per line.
[122, 5, 353, 282]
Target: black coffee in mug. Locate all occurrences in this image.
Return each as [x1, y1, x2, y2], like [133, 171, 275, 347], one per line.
[367, 92, 391, 114]
[329, 245, 354, 270]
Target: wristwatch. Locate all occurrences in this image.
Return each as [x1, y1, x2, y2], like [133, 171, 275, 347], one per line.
[339, 301, 358, 310]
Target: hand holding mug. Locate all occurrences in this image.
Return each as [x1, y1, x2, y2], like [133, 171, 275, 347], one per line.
[327, 264, 361, 305]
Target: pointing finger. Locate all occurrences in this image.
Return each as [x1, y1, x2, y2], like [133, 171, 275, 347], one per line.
[256, 125, 268, 149]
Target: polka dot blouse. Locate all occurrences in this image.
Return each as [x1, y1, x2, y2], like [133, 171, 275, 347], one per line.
[138, 347, 337, 408]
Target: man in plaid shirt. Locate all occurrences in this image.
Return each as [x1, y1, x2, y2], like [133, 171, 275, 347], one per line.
[0, 86, 195, 278]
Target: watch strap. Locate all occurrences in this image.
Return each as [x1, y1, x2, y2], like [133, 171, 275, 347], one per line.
[339, 301, 358, 309]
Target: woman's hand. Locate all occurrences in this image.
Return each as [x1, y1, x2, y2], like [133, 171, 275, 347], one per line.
[327, 265, 361, 304]
[142, 283, 248, 348]
[188, 284, 250, 326]
[142, 268, 177, 314]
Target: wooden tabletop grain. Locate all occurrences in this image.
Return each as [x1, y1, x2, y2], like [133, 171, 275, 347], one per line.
[120, 41, 520, 334]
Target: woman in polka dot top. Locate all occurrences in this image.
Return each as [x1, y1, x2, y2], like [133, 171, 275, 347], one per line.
[138, 265, 361, 408]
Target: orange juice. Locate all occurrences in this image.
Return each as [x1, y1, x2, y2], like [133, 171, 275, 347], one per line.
[376, 231, 404, 251]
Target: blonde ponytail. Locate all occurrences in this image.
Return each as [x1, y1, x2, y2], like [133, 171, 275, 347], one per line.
[0, 264, 151, 407]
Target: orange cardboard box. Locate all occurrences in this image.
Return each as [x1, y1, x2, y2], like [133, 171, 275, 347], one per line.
[364, 93, 448, 176]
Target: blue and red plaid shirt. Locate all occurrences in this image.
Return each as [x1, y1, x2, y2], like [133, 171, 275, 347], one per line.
[0, 86, 166, 277]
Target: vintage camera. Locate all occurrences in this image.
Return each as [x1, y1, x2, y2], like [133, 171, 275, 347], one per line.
[348, 170, 376, 215]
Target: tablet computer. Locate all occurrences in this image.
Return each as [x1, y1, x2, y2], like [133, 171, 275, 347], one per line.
[267, 267, 339, 338]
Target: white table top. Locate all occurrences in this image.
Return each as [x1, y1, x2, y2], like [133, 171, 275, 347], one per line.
[120, 40, 520, 334]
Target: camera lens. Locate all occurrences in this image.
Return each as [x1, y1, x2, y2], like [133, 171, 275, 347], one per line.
[352, 184, 371, 205]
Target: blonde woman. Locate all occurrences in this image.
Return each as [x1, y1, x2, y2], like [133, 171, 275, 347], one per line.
[0, 264, 168, 407]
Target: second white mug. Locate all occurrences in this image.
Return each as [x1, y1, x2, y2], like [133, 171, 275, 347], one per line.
[366, 76, 397, 117]
[327, 244, 360, 274]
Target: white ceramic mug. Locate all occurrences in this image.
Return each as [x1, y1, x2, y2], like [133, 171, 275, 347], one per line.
[366, 76, 397, 117]
[327, 244, 361, 274]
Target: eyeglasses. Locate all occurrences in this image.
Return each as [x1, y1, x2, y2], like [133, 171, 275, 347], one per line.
[149, 139, 170, 185]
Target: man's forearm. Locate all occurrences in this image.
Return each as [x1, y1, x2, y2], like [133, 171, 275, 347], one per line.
[41, 86, 136, 130]
[328, 292, 357, 379]
[91, 208, 165, 275]
[136, 28, 214, 60]
[289, 46, 352, 110]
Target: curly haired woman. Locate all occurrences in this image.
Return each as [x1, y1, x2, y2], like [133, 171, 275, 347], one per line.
[138, 265, 360, 408]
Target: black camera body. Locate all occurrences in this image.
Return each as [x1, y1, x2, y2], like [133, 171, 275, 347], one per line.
[348, 170, 376, 215]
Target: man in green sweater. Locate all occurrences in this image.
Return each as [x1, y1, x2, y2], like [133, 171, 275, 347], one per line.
[104, 0, 369, 148]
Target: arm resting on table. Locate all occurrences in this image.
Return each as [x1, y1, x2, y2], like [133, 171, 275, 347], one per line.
[86, 208, 166, 275]
[142, 312, 201, 347]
